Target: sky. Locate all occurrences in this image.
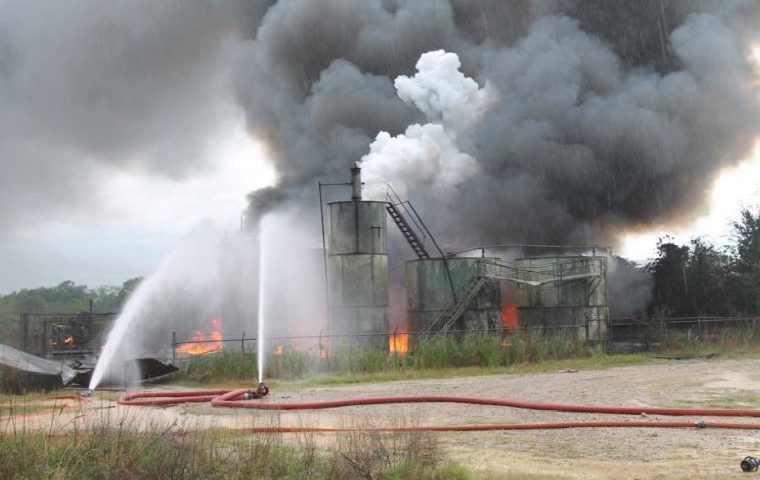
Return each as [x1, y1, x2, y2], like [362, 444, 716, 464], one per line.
[619, 44, 760, 261]
[0, 115, 275, 293]
[619, 141, 760, 261]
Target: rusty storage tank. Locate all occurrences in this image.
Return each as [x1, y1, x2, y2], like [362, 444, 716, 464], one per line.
[406, 257, 501, 340]
[327, 167, 388, 347]
[515, 255, 608, 343]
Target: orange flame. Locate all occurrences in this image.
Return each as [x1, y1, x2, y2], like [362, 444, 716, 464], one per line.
[63, 335, 74, 346]
[273, 344, 284, 356]
[177, 318, 223, 355]
[389, 331, 409, 355]
[502, 303, 518, 329]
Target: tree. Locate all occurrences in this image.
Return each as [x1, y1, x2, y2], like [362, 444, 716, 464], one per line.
[647, 236, 733, 317]
[116, 277, 142, 308]
[731, 207, 760, 314]
[685, 238, 731, 315]
[647, 238, 690, 316]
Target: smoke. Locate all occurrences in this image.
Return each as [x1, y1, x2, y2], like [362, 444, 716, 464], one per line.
[0, 1, 243, 233]
[2, 1, 757, 246]
[232, 0, 760, 249]
[360, 50, 486, 202]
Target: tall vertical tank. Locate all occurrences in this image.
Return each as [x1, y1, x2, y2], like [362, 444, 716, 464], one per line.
[515, 255, 608, 343]
[327, 166, 388, 347]
[406, 257, 502, 339]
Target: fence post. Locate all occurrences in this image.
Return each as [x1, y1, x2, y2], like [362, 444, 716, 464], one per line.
[241, 331, 246, 379]
[172, 330, 176, 364]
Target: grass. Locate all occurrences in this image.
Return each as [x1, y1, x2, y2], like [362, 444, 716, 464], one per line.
[0, 415, 478, 480]
[174, 324, 760, 389]
[178, 331, 665, 388]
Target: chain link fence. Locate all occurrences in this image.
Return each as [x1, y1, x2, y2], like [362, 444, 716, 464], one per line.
[171, 315, 760, 360]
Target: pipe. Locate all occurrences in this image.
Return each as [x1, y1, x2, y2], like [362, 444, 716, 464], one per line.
[350, 164, 362, 201]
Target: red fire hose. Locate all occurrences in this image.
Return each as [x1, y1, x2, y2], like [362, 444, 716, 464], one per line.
[117, 387, 760, 432]
[246, 420, 760, 433]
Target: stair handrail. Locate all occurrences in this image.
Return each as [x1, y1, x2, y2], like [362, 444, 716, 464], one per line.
[385, 186, 427, 246]
[427, 259, 485, 334]
[385, 184, 458, 301]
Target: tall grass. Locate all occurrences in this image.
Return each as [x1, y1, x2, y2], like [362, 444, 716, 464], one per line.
[180, 323, 760, 384]
[652, 321, 760, 354]
[0, 417, 468, 479]
[182, 331, 593, 382]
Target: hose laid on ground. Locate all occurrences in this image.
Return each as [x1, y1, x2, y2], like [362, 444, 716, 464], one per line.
[120, 388, 760, 417]
[116, 388, 760, 432]
[246, 420, 760, 433]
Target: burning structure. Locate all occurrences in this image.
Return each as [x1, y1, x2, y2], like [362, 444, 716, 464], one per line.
[19, 311, 114, 359]
[406, 257, 502, 339]
[515, 255, 608, 343]
[323, 166, 611, 348]
[326, 166, 389, 347]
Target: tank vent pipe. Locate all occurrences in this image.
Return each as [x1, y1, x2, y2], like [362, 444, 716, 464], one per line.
[351, 164, 362, 201]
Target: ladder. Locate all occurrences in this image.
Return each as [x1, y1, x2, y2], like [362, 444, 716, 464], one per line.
[429, 262, 486, 337]
[386, 202, 430, 259]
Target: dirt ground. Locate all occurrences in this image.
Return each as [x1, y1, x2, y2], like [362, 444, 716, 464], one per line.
[6, 358, 760, 479]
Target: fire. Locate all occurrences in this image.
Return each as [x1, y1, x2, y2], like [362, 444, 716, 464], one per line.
[502, 303, 518, 329]
[273, 344, 284, 356]
[63, 335, 74, 346]
[177, 318, 224, 355]
[389, 331, 408, 355]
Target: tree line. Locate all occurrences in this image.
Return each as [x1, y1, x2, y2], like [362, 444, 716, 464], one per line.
[647, 208, 760, 317]
[0, 278, 141, 345]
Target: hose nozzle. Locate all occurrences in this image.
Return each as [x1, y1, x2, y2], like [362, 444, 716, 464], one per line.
[255, 382, 269, 399]
[242, 383, 269, 400]
[741, 456, 759, 472]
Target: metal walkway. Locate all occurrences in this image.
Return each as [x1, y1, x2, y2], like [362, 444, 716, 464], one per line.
[385, 202, 430, 259]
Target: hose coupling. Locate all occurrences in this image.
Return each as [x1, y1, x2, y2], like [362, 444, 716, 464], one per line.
[741, 456, 759, 472]
[255, 383, 270, 399]
[242, 383, 269, 400]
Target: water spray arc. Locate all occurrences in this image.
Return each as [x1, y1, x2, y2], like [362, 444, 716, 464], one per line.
[257, 220, 266, 385]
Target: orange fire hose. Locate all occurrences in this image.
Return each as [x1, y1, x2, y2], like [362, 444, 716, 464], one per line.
[117, 388, 760, 432]
[247, 420, 760, 433]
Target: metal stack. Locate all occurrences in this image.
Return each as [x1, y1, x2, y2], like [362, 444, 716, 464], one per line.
[326, 167, 388, 347]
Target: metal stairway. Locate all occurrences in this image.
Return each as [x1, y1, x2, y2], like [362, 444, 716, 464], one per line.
[386, 202, 430, 259]
[429, 261, 487, 337]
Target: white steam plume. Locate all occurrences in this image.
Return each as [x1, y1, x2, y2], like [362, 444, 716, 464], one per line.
[361, 50, 488, 200]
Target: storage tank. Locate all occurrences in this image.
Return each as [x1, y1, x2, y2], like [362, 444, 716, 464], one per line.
[515, 255, 608, 343]
[406, 257, 501, 339]
[327, 167, 388, 347]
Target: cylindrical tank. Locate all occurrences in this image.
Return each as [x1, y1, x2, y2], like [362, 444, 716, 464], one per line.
[327, 200, 388, 347]
[515, 255, 608, 343]
[406, 258, 502, 339]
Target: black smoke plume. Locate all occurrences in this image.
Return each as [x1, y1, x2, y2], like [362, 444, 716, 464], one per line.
[232, 0, 760, 249]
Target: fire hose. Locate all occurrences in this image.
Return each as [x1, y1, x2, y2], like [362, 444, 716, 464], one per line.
[120, 384, 760, 472]
[118, 383, 760, 431]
